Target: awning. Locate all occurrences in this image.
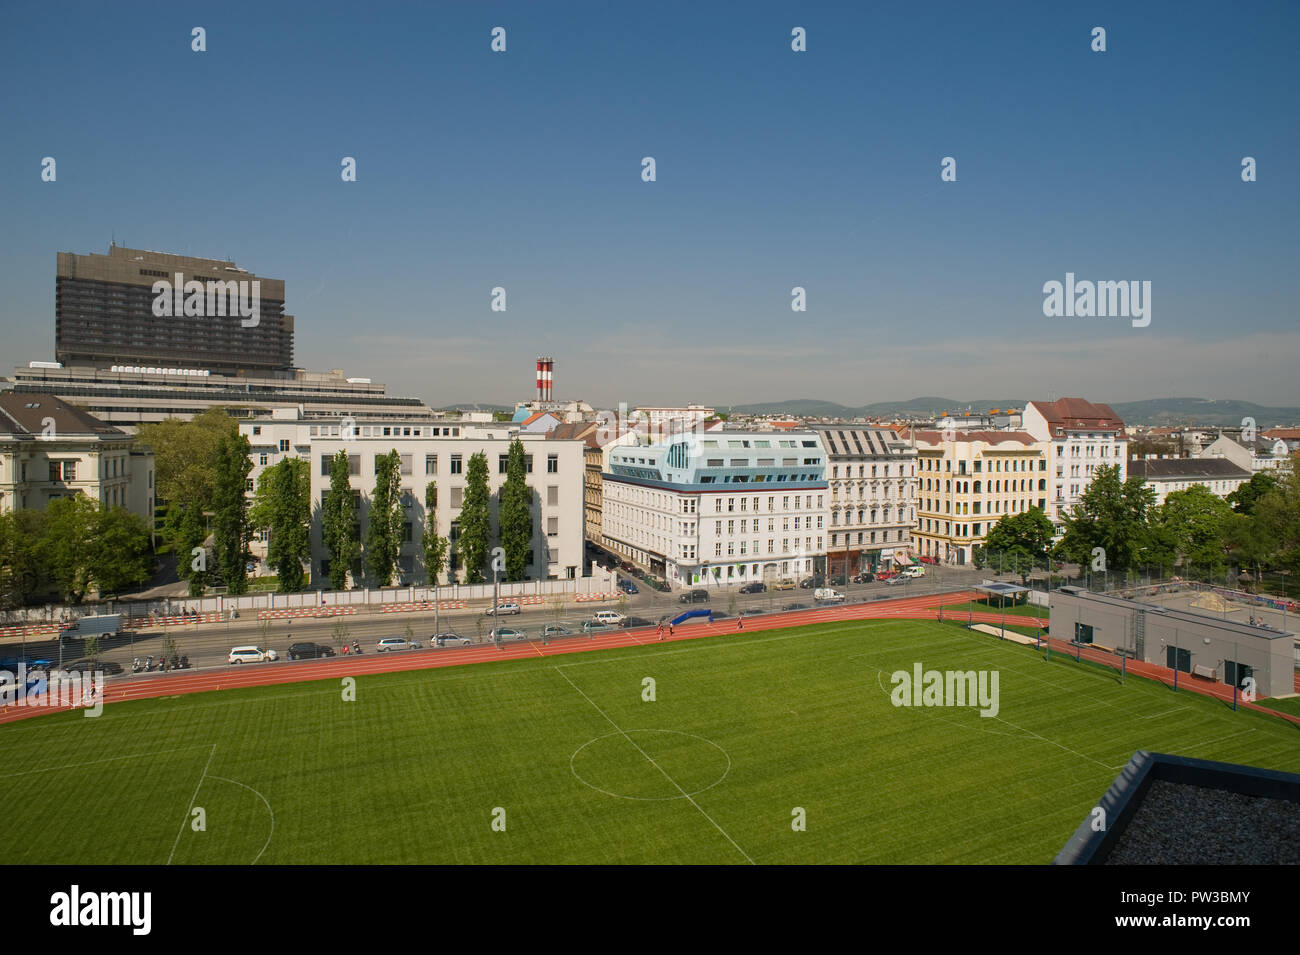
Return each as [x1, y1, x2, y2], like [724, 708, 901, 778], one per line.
[893, 552, 914, 566]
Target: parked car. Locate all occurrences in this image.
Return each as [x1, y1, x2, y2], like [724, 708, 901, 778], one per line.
[884, 574, 909, 586]
[814, 588, 846, 602]
[901, 566, 926, 579]
[434, 632, 472, 647]
[782, 602, 808, 611]
[679, 589, 710, 604]
[739, 582, 766, 594]
[774, 578, 796, 591]
[288, 642, 336, 660]
[851, 572, 873, 584]
[228, 646, 277, 664]
[594, 610, 627, 626]
[876, 570, 899, 581]
[798, 575, 825, 589]
[581, 621, 616, 635]
[490, 627, 526, 641]
[541, 624, 573, 637]
[376, 637, 417, 652]
[485, 602, 522, 616]
[619, 579, 639, 595]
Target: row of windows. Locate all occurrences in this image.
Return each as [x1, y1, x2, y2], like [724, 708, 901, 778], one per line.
[922, 457, 1046, 473]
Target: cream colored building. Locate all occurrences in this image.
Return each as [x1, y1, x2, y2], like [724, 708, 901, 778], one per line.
[0, 393, 154, 519]
[239, 409, 586, 586]
[909, 430, 1048, 566]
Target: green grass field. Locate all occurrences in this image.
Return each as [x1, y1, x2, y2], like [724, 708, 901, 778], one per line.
[4, 619, 1297, 864]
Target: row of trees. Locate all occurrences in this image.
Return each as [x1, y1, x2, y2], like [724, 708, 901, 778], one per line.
[321, 439, 535, 590]
[973, 465, 1299, 587]
[141, 408, 255, 597]
[0, 496, 153, 607]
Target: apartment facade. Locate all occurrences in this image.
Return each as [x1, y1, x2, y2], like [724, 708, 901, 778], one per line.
[0, 393, 154, 519]
[910, 430, 1047, 566]
[239, 411, 585, 587]
[812, 425, 919, 576]
[1196, 434, 1292, 474]
[601, 431, 829, 587]
[1022, 398, 1127, 531]
[1128, 458, 1253, 507]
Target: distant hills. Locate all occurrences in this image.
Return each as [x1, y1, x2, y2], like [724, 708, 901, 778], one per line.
[728, 397, 1300, 428]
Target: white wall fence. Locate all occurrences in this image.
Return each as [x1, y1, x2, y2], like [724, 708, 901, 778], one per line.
[1, 568, 617, 625]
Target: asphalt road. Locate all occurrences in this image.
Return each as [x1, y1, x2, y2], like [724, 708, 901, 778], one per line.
[5, 564, 1001, 675]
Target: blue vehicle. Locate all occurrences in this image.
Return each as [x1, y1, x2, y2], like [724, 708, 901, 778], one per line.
[619, 579, 639, 595]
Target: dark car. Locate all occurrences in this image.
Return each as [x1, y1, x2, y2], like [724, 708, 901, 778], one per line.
[619, 579, 639, 595]
[739, 582, 766, 594]
[782, 602, 808, 611]
[798, 575, 826, 589]
[679, 589, 710, 604]
[288, 642, 336, 661]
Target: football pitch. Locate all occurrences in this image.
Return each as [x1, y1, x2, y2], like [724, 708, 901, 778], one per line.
[4, 619, 1297, 864]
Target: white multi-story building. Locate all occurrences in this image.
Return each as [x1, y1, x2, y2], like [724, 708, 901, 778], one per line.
[633, 405, 716, 433]
[239, 409, 585, 587]
[1022, 398, 1127, 532]
[601, 431, 829, 587]
[0, 392, 154, 520]
[1127, 458, 1253, 507]
[910, 430, 1048, 566]
[1195, 434, 1291, 474]
[813, 426, 919, 576]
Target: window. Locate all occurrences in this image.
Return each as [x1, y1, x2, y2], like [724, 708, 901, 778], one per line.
[715, 543, 722, 557]
[547, 485, 559, 506]
[450, 486, 463, 508]
[425, 454, 437, 475]
[547, 517, 559, 537]
[402, 522, 414, 542]
[547, 453, 558, 473]
[279, 439, 290, 452]
[400, 454, 413, 475]
[451, 455, 463, 475]
[259, 453, 269, 466]
[499, 454, 510, 474]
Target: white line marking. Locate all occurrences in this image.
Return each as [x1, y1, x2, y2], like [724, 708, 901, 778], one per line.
[553, 666, 754, 865]
[167, 742, 216, 865]
[0, 743, 210, 780]
[207, 774, 276, 864]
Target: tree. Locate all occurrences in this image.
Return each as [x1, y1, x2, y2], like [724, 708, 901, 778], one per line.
[323, 450, 359, 590]
[459, 452, 491, 584]
[981, 508, 1055, 583]
[1226, 471, 1280, 515]
[167, 501, 209, 597]
[250, 458, 311, 593]
[91, 506, 154, 595]
[0, 508, 49, 608]
[1155, 485, 1234, 576]
[1252, 468, 1300, 577]
[423, 482, 449, 585]
[137, 407, 236, 507]
[43, 495, 101, 602]
[498, 439, 533, 581]
[212, 431, 254, 594]
[1056, 465, 1160, 576]
[365, 449, 403, 586]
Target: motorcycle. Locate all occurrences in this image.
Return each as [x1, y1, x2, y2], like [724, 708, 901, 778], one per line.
[144, 655, 156, 672]
[351, 641, 362, 655]
[177, 655, 190, 669]
[132, 657, 142, 674]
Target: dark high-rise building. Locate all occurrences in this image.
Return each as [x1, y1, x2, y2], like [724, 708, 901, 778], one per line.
[55, 245, 294, 374]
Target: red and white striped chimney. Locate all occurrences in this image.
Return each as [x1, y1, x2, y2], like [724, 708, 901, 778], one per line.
[536, 356, 554, 402]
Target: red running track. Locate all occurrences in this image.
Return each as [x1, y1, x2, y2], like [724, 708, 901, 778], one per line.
[3, 590, 1295, 727]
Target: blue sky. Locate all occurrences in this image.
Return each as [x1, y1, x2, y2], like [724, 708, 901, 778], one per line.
[2, 0, 1296, 409]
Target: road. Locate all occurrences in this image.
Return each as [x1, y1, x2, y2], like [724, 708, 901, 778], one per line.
[2, 564, 1003, 673]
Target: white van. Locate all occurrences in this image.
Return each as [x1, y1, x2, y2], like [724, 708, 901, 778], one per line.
[901, 565, 926, 579]
[228, 646, 278, 664]
[594, 610, 626, 626]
